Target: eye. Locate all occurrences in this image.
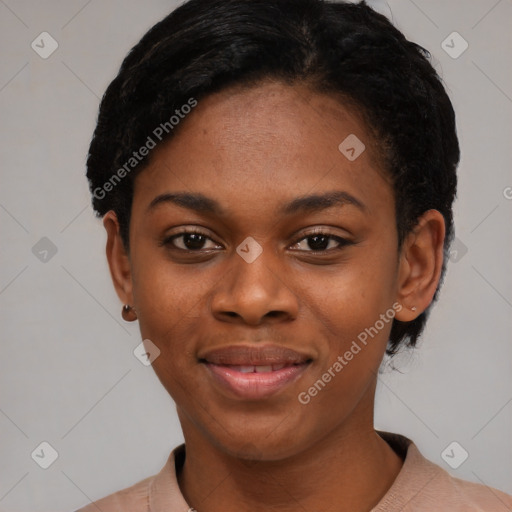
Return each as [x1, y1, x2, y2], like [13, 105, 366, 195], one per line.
[289, 229, 352, 252]
[160, 227, 352, 254]
[160, 229, 222, 251]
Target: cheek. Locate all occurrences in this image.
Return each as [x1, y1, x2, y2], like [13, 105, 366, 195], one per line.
[130, 251, 210, 375]
[300, 244, 398, 385]
[298, 281, 393, 424]
[307, 246, 398, 334]
[132, 241, 207, 322]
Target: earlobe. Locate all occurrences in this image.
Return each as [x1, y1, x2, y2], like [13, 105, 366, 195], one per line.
[394, 210, 445, 322]
[103, 210, 134, 308]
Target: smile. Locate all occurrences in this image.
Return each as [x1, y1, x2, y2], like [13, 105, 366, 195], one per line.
[198, 343, 313, 400]
[202, 361, 311, 400]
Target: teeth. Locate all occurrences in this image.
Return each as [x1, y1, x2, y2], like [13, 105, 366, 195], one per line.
[254, 365, 273, 373]
[227, 364, 289, 373]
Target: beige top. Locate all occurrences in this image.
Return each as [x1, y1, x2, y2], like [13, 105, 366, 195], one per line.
[75, 432, 512, 511]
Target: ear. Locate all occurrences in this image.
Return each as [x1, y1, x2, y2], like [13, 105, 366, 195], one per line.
[394, 209, 446, 322]
[103, 210, 134, 307]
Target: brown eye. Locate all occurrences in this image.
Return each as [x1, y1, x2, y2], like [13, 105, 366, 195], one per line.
[162, 230, 221, 251]
[290, 230, 351, 252]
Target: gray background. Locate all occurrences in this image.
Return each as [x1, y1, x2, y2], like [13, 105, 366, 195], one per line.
[0, 0, 511, 510]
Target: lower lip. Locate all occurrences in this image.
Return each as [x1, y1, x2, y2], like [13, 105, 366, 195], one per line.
[203, 362, 310, 400]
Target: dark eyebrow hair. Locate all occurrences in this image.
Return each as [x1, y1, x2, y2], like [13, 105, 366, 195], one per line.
[279, 190, 366, 215]
[146, 190, 366, 216]
[147, 192, 222, 215]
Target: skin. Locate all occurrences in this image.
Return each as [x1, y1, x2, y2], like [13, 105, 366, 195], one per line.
[103, 80, 445, 512]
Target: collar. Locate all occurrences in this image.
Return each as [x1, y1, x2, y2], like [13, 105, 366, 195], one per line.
[147, 432, 436, 511]
[149, 443, 191, 511]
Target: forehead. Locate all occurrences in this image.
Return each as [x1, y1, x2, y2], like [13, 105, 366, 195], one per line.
[133, 80, 393, 221]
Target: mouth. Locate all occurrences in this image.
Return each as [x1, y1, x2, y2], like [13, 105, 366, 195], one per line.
[216, 363, 302, 373]
[198, 344, 313, 400]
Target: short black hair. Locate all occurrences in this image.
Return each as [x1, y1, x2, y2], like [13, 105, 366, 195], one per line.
[86, 0, 460, 356]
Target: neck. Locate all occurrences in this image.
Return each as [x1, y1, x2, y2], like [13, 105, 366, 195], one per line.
[176, 404, 403, 512]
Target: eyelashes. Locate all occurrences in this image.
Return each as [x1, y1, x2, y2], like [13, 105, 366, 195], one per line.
[289, 228, 351, 252]
[160, 227, 352, 254]
[161, 229, 221, 252]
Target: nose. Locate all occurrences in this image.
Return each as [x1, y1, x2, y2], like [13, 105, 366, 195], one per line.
[210, 245, 299, 326]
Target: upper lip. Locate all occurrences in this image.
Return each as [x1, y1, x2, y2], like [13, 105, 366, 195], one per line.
[199, 344, 312, 366]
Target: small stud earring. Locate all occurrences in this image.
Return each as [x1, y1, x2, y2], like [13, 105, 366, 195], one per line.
[122, 304, 137, 321]
[410, 306, 417, 312]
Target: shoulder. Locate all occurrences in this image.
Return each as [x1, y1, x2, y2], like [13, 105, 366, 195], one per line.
[73, 444, 188, 512]
[375, 432, 512, 511]
[418, 459, 512, 511]
[436, 472, 512, 510]
[74, 473, 154, 512]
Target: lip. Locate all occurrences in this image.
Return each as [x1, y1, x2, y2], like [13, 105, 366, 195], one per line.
[199, 344, 311, 366]
[199, 344, 312, 400]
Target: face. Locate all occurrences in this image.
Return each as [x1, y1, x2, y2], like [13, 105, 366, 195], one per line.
[108, 81, 415, 460]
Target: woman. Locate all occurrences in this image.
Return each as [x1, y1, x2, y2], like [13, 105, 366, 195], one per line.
[76, 0, 512, 510]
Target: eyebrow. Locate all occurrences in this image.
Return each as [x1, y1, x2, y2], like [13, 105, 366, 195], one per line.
[146, 190, 367, 216]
